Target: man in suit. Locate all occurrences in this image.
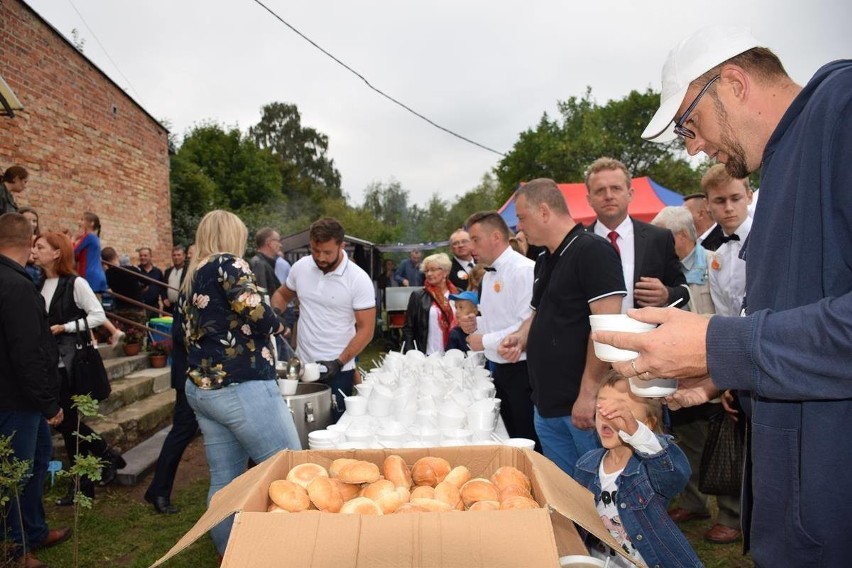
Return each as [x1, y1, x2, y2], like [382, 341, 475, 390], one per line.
[447, 229, 475, 291]
[584, 157, 689, 312]
[683, 193, 724, 251]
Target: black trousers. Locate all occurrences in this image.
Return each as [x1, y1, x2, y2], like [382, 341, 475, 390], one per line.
[54, 368, 109, 462]
[144, 388, 199, 500]
[491, 360, 541, 452]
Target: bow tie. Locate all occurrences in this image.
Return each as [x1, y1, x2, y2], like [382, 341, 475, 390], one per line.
[483, 266, 496, 272]
[720, 233, 741, 244]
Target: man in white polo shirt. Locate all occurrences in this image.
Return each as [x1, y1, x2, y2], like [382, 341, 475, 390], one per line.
[272, 218, 376, 422]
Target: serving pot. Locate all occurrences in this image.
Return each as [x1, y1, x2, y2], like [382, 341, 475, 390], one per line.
[282, 383, 332, 449]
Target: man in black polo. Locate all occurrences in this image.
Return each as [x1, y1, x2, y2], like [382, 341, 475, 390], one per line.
[499, 179, 625, 476]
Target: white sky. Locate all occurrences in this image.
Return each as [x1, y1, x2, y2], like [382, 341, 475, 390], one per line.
[24, 0, 852, 206]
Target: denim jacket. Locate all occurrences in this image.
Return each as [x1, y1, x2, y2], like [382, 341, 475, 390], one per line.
[574, 434, 703, 568]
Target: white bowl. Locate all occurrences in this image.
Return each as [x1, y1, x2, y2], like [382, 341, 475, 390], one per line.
[278, 378, 299, 396]
[308, 429, 341, 443]
[441, 428, 473, 443]
[344, 396, 367, 416]
[437, 408, 466, 429]
[589, 314, 656, 362]
[302, 362, 321, 382]
[628, 376, 677, 398]
[503, 438, 536, 451]
[345, 429, 374, 443]
[559, 555, 605, 568]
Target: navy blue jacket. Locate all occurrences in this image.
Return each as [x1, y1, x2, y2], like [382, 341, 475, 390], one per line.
[707, 60, 852, 566]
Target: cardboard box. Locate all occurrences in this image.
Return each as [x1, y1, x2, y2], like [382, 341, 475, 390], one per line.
[152, 446, 640, 567]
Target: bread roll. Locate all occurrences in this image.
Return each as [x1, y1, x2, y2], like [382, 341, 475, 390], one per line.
[307, 476, 344, 513]
[498, 484, 532, 502]
[395, 503, 429, 514]
[286, 463, 329, 489]
[460, 478, 500, 508]
[468, 500, 500, 512]
[443, 465, 471, 489]
[410, 497, 453, 512]
[499, 495, 540, 510]
[375, 487, 408, 514]
[337, 460, 381, 484]
[411, 457, 452, 487]
[339, 496, 383, 515]
[434, 481, 464, 511]
[383, 455, 413, 489]
[410, 485, 435, 500]
[268, 479, 311, 512]
[329, 478, 361, 502]
[490, 466, 531, 493]
[329, 458, 359, 478]
[267, 503, 289, 513]
[361, 479, 396, 501]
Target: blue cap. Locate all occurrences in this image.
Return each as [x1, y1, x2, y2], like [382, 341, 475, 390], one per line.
[449, 290, 479, 305]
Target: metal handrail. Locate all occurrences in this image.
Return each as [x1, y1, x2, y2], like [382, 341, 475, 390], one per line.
[102, 260, 175, 318]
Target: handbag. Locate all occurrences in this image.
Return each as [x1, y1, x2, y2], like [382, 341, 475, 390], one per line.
[698, 410, 744, 496]
[70, 318, 112, 401]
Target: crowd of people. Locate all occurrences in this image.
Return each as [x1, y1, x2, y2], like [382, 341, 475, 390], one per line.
[2, 23, 849, 567]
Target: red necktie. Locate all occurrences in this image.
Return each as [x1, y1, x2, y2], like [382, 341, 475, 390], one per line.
[608, 231, 621, 256]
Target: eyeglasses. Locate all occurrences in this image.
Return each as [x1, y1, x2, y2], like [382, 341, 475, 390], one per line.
[673, 75, 720, 139]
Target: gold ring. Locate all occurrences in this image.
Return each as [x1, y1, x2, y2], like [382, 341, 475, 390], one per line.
[630, 359, 640, 378]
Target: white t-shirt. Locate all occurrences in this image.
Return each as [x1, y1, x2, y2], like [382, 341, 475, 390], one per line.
[286, 254, 375, 371]
[425, 291, 451, 355]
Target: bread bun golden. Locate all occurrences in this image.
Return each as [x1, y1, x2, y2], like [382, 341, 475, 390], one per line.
[329, 478, 361, 502]
[383, 455, 412, 489]
[375, 486, 410, 514]
[443, 465, 471, 489]
[329, 458, 359, 478]
[499, 495, 540, 510]
[268, 479, 311, 512]
[306, 476, 344, 512]
[361, 479, 395, 501]
[410, 497, 453, 512]
[498, 484, 532, 502]
[411, 457, 451, 487]
[468, 500, 500, 512]
[286, 463, 329, 489]
[434, 481, 464, 511]
[339, 496, 383, 515]
[394, 503, 429, 514]
[337, 460, 381, 484]
[490, 466, 531, 493]
[410, 485, 435, 500]
[460, 478, 500, 508]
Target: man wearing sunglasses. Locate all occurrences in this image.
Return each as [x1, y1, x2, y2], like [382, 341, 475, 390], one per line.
[591, 25, 852, 566]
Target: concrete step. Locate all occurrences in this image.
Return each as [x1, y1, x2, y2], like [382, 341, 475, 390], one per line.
[99, 366, 171, 415]
[90, 389, 176, 450]
[104, 353, 149, 381]
[115, 425, 171, 486]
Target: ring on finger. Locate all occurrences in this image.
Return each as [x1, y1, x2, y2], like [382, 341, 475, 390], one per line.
[630, 359, 640, 378]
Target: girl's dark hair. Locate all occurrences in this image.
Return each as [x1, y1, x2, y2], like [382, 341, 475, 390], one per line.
[83, 211, 101, 237]
[18, 206, 40, 236]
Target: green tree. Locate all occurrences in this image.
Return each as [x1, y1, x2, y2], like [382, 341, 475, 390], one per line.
[169, 153, 216, 245]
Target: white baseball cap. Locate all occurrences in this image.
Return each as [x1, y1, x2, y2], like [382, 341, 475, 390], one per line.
[642, 25, 762, 142]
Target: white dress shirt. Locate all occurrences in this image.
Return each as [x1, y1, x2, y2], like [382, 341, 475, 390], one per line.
[709, 216, 752, 317]
[594, 217, 635, 313]
[697, 222, 719, 246]
[477, 246, 534, 363]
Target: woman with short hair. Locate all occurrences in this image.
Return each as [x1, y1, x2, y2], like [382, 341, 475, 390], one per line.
[402, 252, 458, 354]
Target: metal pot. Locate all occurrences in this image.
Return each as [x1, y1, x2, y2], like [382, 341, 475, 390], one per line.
[282, 383, 332, 449]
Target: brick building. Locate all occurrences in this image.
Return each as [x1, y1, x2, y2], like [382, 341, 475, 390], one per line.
[0, 0, 171, 261]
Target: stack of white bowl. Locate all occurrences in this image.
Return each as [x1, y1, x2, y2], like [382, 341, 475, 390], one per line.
[307, 429, 343, 450]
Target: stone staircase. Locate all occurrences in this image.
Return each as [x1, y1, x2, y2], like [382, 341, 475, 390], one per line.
[53, 342, 178, 485]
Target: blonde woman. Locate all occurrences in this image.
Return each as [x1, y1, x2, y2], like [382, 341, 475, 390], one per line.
[179, 210, 300, 556]
[401, 252, 458, 354]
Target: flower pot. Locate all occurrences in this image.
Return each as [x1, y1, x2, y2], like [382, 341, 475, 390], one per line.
[149, 354, 168, 368]
[123, 343, 142, 356]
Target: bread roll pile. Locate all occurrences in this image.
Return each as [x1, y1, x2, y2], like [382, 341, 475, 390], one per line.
[267, 458, 539, 515]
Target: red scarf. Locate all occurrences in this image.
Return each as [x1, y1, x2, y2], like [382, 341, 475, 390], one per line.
[424, 280, 458, 348]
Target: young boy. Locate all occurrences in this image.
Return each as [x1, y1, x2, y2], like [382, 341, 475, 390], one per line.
[447, 290, 478, 352]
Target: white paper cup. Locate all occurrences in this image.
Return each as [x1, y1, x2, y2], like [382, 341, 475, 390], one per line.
[278, 378, 299, 396]
[589, 314, 656, 362]
[344, 396, 367, 416]
[504, 438, 536, 451]
[628, 376, 677, 398]
[559, 555, 605, 568]
[302, 362, 321, 382]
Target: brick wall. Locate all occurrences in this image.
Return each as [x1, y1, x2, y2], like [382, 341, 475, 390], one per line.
[0, 0, 172, 266]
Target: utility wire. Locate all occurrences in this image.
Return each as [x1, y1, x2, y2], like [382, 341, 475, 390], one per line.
[250, 0, 506, 157]
[66, 0, 145, 105]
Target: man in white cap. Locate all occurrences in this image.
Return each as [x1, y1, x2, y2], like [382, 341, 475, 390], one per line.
[592, 25, 852, 566]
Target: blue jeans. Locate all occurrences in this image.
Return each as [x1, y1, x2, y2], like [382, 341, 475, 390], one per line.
[185, 379, 301, 555]
[534, 406, 600, 477]
[0, 411, 52, 552]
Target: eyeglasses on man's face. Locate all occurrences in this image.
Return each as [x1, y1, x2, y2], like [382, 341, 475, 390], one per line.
[673, 75, 721, 139]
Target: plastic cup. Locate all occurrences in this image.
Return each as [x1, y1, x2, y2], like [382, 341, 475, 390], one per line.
[559, 555, 606, 568]
[504, 438, 536, 451]
[344, 396, 367, 416]
[278, 378, 298, 396]
[302, 362, 321, 382]
[628, 376, 677, 398]
[589, 314, 656, 362]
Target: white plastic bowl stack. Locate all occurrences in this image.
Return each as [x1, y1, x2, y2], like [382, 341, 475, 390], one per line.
[307, 429, 342, 450]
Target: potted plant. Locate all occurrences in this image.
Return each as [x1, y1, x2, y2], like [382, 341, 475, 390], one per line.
[122, 328, 145, 356]
[148, 340, 171, 368]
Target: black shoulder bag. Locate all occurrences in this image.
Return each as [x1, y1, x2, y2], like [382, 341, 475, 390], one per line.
[70, 314, 112, 401]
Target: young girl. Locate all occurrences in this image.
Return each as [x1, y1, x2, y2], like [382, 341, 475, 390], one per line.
[574, 372, 703, 568]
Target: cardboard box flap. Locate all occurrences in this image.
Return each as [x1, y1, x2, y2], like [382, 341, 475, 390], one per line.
[224, 509, 561, 567]
[526, 449, 644, 568]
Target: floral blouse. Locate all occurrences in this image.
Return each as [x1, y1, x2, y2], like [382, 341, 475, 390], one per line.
[179, 254, 279, 389]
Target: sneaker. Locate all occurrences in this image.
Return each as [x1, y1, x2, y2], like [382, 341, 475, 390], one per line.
[109, 331, 126, 346]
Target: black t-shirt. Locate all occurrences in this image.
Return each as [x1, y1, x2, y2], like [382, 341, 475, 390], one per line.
[106, 266, 144, 310]
[527, 224, 626, 417]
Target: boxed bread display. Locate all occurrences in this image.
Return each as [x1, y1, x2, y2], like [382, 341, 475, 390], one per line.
[151, 446, 640, 567]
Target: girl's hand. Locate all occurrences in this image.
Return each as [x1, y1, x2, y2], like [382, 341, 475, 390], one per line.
[596, 398, 639, 436]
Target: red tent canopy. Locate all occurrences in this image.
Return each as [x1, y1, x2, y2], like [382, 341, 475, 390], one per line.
[498, 177, 684, 227]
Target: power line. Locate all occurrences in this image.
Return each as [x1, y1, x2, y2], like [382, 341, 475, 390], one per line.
[250, 0, 506, 157]
[66, 0, 145, 105]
